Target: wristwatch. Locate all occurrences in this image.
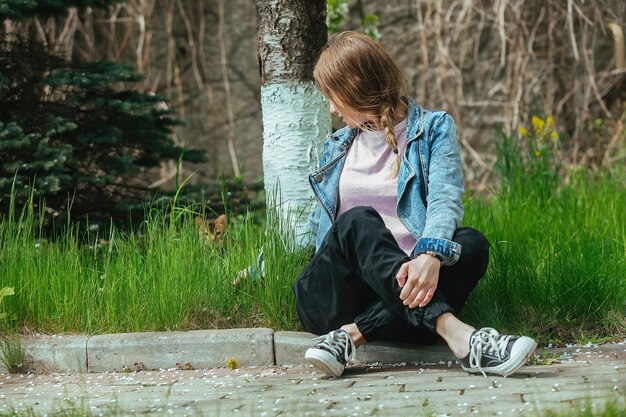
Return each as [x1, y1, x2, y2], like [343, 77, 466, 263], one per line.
[422, 251, 443, 263]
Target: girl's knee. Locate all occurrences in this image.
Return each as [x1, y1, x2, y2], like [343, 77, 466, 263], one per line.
[453, 227, 489, 271]
[454, 227, 488, 251]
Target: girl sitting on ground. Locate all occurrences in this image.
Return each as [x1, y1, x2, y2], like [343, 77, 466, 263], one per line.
[292, 31, 536, 378]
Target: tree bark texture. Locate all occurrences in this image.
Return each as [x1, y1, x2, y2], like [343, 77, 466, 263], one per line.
[257, 0, 326, 84]
[256, 0, 329, 248]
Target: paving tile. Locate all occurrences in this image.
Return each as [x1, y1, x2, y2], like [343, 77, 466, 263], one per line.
[2, 344, 624, 417]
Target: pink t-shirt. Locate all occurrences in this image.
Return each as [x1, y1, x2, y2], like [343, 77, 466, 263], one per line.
[336, 118, 416, 255]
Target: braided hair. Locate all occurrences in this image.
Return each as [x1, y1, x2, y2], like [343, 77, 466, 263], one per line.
[314, 31, 409, 178]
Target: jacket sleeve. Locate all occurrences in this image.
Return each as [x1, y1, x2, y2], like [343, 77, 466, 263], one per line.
[414, 113, 464, 265]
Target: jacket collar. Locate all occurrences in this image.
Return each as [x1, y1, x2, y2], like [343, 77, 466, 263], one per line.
[404, 97, 424, 142]
[327, 97, 424, 149]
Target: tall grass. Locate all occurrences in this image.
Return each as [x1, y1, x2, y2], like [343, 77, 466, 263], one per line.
[461, 124, 626, 342]
[0, 121, 624, 342]
[0, 188, 310, 334]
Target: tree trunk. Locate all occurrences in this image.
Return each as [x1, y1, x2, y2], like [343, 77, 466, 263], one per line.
[256, 0, 329, 248]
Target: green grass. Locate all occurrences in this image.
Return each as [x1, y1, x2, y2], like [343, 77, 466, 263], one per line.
[0, 191, 311, 334]
[0, 334, 25, 373]
[539, 399, 626, 417]
[1, 395, 625, 417]
[0, 149, 624, 343]
[461, 143, 626, 342]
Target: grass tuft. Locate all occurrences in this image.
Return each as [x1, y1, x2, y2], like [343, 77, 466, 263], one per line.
[0, 334, 26, 374]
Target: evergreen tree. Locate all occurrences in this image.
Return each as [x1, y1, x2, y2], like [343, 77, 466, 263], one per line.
[0, 2, 205, 220]
[1, 0, 113, 21]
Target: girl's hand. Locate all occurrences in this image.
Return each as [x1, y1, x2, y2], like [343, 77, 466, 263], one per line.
[396, 254, 441, 308]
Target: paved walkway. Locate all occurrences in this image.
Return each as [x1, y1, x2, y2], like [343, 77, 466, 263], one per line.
[1, 343, 624, 416]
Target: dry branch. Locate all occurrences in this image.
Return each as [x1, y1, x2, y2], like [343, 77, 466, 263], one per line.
[3, 0, 624, 183]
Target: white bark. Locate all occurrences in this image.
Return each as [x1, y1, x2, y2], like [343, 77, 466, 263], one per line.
[261, 80, 330, 248]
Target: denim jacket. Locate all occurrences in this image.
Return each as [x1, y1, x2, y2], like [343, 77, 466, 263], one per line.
[307, 97, 464, 265]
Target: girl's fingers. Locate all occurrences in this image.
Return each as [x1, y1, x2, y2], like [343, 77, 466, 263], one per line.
[402, 284, 420, 305]
[418, 288, 436, 308]
[396, 263, 409, 282]
[396, 262, 409, 286]
[409, 289, 426, 308]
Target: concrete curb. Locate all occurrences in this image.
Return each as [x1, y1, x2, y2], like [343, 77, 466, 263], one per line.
[2, 329, 456, 374]
[0, 334, 88, 374]
[87, 328, 275, 372]
[275, 331, 456, 366]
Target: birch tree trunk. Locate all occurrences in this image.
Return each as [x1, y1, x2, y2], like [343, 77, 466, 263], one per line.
[256, 0, 329, 248]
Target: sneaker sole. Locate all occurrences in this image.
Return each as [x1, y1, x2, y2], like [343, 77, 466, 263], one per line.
[305, 348, 345, 378]
[462, 336, 537, 377]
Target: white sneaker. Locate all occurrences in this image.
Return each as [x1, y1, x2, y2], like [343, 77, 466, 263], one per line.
[304, 330, 356, 378]
[458, 327, 537, 377]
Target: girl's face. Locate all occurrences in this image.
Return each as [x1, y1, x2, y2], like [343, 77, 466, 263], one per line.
[329, 100, 369, 129]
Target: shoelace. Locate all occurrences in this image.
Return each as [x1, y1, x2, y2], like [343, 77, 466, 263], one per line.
[468, 327, 512, 377]
[313, 330, 357, 364]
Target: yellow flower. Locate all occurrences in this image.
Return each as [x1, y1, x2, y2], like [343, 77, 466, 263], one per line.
[546, 116, 554, 126]
[518, 127, 529, 137]
[550, 132, 558, 141]
[225, 358, 239, 370]
[532, 116, 545, 135]
[534, 150, 542, 157]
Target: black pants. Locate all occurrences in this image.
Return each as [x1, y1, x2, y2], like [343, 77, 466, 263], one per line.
[292, 206, 489, 345]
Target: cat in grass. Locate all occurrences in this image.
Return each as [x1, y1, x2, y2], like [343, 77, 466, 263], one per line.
[194, 214, 227, 244]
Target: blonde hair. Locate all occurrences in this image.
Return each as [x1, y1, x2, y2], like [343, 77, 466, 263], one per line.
[313, 31, 409, 177]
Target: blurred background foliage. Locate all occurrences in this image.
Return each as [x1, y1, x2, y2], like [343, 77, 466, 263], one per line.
[1, 0, 209, 228]
[0, 0, 625, 226]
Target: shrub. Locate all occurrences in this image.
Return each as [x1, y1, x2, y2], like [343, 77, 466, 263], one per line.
[0, 36, 205, 222]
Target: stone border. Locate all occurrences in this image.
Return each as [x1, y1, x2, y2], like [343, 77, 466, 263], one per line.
[1, 329, 455, 374]
[275, 331, 455, 366]
[88, 328, 275, 372]
[6, 335, 88, 374]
